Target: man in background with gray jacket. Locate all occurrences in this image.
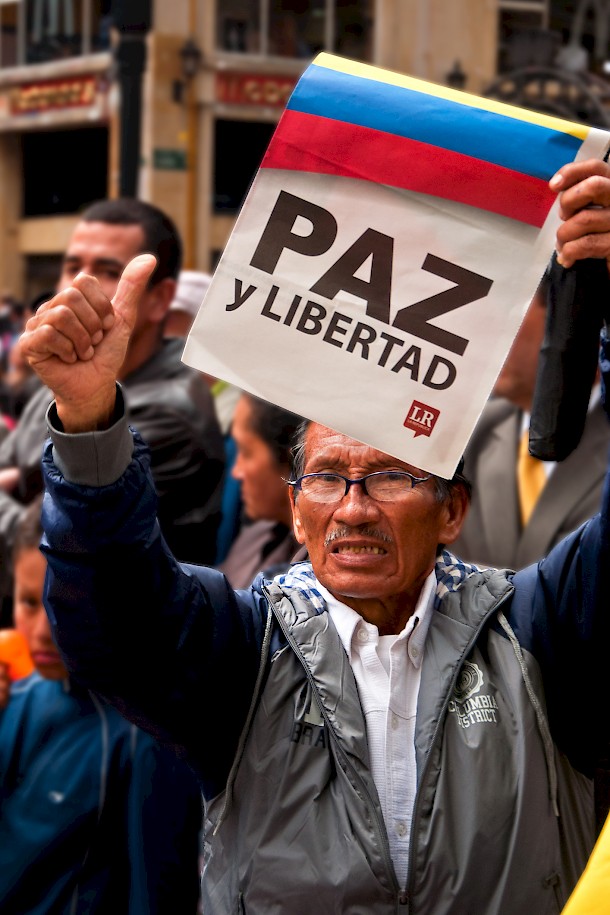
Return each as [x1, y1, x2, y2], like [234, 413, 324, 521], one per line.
[0, 198, 225, 625]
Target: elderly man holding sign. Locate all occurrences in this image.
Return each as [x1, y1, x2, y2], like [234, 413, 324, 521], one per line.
[19, 55, 610, 915]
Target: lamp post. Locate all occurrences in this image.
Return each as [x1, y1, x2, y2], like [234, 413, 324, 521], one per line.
[179, 35, 202, 268]
[112, 0, 152, 197]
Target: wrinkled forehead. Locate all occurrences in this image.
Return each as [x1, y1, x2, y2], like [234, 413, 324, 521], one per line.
[303, 423, 353, 460]
[303, 423, 422, 474]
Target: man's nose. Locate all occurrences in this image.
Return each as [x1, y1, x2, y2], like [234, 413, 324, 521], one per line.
[231, 456, 244, 481]
[32, 608, 53, 643]
[332, 481, 380, 520]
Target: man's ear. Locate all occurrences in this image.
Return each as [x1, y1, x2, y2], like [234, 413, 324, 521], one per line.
[289, 487, 306, 545]
[440, 485, 470, 546]
[148, 277, 177, 324]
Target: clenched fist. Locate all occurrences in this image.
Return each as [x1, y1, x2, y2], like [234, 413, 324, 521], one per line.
[20, 254, 156, 432]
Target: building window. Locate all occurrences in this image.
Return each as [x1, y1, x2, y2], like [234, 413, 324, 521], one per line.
[217, 0, 373, 62]
[496, 0, 549, 72]
[22, 125, 108, 216]
[0, 0, 111, 69]
[549, 0, 610, 73]
[498, 1, 610, 76]
[213, 119, 275, 213]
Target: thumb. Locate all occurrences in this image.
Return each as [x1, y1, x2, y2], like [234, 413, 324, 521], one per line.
[112, 254, 158, 327]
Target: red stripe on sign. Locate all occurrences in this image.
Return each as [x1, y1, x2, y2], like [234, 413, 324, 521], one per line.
[261, 109, 555, 228]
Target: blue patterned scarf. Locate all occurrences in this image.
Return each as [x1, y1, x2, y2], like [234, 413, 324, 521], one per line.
[276, 548, 483, 612]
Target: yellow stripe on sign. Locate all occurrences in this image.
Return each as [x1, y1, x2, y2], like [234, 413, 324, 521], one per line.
[312, 52, 591, 141]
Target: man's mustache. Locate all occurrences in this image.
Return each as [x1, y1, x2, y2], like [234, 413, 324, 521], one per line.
[324, 527, 393, 548]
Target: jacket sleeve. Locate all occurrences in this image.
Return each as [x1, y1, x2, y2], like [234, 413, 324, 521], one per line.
[124, 727, 203, 914]
[509, 325, 610, 774]
[40, 389, 268, 797]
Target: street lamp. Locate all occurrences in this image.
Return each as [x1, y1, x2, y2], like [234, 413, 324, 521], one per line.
[180, 37, 202, 80]
[173, 37, 202, 103]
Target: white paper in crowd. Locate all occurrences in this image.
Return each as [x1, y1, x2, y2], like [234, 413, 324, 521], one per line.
[183, 52, 610, 478]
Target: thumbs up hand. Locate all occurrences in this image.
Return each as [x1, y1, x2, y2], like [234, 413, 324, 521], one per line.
[19, 254, 157, 432]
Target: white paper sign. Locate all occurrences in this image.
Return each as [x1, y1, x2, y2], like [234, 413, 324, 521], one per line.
[183, 53, 610, 477]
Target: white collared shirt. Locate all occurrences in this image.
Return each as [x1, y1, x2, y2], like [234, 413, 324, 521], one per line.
[315, 571, 436, 887]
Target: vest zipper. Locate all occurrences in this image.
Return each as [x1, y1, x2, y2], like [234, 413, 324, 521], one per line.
[404, 587, 514, 909]
[267, 586, 401, 901]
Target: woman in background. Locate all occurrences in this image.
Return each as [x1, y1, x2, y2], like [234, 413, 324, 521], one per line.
[218, 392, 306, 588]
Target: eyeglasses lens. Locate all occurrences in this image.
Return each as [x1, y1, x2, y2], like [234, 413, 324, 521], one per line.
[300, 472, 415, 502]
[367, 473, 412, 500]
[300, 475, 344, 502]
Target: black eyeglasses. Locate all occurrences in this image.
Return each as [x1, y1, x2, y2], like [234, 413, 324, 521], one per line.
[287, 470, 431, 503]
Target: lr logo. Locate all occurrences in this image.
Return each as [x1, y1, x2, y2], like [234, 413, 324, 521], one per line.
[404, 401, 440, 438]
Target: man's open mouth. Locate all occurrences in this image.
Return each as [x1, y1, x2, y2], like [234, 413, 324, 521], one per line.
[333, 544, 387, 555]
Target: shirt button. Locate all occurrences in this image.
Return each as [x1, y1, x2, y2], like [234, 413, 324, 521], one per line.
[357, 628, 369, 642]
[411, 645, 419, 658]
[395, 821, 407, 837]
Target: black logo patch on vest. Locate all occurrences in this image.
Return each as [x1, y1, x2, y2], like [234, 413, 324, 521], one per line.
[291, 694, 327, 749]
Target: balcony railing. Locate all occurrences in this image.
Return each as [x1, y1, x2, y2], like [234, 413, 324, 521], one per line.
[0, 0, 111, 70]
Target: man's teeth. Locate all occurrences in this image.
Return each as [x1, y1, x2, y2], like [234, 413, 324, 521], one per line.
[335, 545, 386, 554]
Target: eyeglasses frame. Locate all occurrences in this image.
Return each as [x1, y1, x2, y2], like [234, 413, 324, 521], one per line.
[286, 469, 432, 502]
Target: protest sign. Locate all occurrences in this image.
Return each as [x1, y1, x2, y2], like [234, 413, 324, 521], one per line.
[182, 52, 610, 478]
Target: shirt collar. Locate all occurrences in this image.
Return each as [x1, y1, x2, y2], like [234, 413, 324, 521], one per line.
[315, 570, 436, 668]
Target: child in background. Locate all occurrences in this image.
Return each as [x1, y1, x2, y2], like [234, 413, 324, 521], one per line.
[0, 495, 204, 914]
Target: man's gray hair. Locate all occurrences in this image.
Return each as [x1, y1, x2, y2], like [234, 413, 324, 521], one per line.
[289, 420, 471, 504]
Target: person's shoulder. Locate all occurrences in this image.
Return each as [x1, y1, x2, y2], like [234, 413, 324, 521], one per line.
[124, 338, 188, 385]
[464, 397, 519, 451]
[476, 396, 519, 428]
[0, 383, 52, 454]
[127, 340, 216, 409]
[10, 670, 53, 698]
[1, 673, 62, 726]
[220, 520, 285, 589]
[11, 381, 52, 421]
[124, 344, 223, 442]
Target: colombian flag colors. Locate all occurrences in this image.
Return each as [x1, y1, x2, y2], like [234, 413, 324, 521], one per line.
[262, 53, 603, 229]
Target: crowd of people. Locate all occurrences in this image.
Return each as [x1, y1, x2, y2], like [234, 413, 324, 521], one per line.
[0, 198, 226, 628]
[0, 493, 203, 913]
[0, 198, 232, 912]
[0, 151, 609, 911]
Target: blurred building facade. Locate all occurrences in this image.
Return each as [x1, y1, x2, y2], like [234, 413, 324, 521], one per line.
[0, 0, 607, 303]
